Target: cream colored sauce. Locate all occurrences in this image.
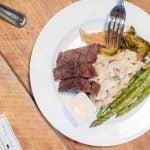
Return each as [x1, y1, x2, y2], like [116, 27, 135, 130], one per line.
[69, 94, 94, 122]
[91, 50, 144, 108]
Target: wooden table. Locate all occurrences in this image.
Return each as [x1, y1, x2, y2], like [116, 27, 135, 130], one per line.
[0, 0, 149, 149]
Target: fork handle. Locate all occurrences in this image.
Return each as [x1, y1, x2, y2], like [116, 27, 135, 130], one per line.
[0, 3, 26, 27]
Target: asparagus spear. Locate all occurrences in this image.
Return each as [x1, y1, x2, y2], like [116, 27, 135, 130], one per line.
[91, 77, 149, 127]
[97, 68, 149, 118]
[111, 72, 150, 113]
[97, 105, 108, 118]
[111, 68, 150, 108]
[101, 76, 149, 119]
[90, 68, 150, 127]
[90, 116, 110, 127]
[117, 87, 150, 117]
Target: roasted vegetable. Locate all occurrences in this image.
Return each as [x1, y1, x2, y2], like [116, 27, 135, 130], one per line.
[80, 29, 105, 46]
[121, 26, 150, 56]
[100, 47, 117, 55]
[117, 87, 150, 117]
[80, 29, 119, 55]
[80, 26, 150, 57]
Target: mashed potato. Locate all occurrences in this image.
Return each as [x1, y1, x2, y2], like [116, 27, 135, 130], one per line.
[91, 50, 144, 108]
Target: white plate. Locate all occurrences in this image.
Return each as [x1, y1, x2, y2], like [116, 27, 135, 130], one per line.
[30, 0, 150, 146]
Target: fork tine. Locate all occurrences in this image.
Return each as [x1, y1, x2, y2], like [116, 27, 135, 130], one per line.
[111, 9, 122, 48]
[114, 12, 124, 48]
[116, 19, 125, 48]
[106, 16, 116, 47]
[119, 19, 125, 35]
[106, 17, 112, 47]
[112, 17, 120, 48]
[110, 17, 116, 48]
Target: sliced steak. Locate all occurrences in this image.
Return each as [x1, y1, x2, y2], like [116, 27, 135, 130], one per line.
[59, 78, 100, 95]
[57, 43, 100, 66]
[54, 62, 97, 80]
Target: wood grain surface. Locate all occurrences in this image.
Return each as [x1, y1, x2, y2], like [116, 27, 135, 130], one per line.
[0, 54, 66, 149]
[0, 0, 150, 149]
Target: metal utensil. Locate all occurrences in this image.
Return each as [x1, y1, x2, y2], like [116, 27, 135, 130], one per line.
[106, 0, 126, 49]
[0, 3, 26, 28]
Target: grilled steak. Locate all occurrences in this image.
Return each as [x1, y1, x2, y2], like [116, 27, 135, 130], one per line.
[59, 78, 100, 95]
[54, 62, 97, 80]
[57, 43, 100, 66]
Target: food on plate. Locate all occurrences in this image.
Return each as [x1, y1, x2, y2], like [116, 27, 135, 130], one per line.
[90, 67, 150, 127]
[65, 93, 96, 125]
[121, 26, 150, 57]
[53, 25, 150, 127]
[91, 50, 144, 108]
[80, 26, 150, 58]
[53, 62, 97, 80]
[59, 78, 100, 95]
[80, 29, 105, 46]
[80, 29, 120, 55]
[100, 47, 117, 55]
[79, 26, 150, 127]
[54, 43, 101, 94]
[56, 43, 100, 66]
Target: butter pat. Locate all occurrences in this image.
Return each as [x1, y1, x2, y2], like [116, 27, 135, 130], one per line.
[65, 93, 96, 125]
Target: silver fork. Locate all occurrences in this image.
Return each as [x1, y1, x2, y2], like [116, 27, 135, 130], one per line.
[106, 0, 126, 49]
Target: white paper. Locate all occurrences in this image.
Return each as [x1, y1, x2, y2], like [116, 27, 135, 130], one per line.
[0, 114, 22, 150]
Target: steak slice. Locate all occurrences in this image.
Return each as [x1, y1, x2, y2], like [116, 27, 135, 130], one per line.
[53, 62, 97, 80]
[59, 78, 100, 95]
[57, 43, 100, 66]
